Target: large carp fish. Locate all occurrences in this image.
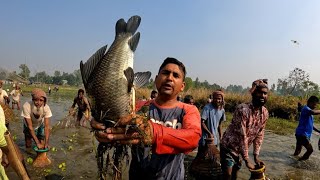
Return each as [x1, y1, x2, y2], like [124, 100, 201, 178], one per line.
[80, 15, 151, 179]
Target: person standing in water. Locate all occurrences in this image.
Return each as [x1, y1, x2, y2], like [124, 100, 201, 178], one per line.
[0, 80, 10, 105]
[21, 88, 52, 149]
[10, 85, 23, 110]
[294, 95, 320, 161]
[220, 79, 269, 180]
[70, 89, 91, 127]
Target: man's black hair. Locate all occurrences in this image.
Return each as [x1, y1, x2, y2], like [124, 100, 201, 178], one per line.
[151, 90, 158, 94]
[78, 89, 85, 95]
[307, 95, 319, 104]
[184, 95, 193, 104]
[158, 57, 186, 80]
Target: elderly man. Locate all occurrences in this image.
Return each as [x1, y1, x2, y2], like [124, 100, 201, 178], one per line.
[199, 90, 226, 149]
[220, 79, 269, 180]
[21, 88, 52, 149]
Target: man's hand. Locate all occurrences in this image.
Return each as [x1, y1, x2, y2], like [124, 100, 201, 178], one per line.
[1, 153, 9, 168]
[36, 142, 44, 149]
[244, 158, 255, 169]
[91, 114, 153, 145]
[254, 154, 264, 166]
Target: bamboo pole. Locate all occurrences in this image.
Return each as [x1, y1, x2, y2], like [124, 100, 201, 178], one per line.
[4, 131, 30, 180]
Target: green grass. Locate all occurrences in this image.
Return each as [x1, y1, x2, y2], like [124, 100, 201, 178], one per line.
[222, 112, 297, 136]
[3, 84, 78, 99]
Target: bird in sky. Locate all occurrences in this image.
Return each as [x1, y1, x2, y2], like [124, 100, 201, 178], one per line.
[291, 40, 300, 45]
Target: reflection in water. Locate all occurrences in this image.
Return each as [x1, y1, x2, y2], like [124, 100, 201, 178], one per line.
[5, 96, 320, 179]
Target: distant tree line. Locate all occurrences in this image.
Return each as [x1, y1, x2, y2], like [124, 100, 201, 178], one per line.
[4, 64, 320, 97]
[16, 64, 82, 86]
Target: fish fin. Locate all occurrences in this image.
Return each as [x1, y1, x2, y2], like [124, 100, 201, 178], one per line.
[80, 45, 107, 89]
[134, 71, 152, 88]
[128, 32, 140, 52]
[126, 15, 141, 35]
[115, 18, 127, 36]
[124, 67, 134, 93]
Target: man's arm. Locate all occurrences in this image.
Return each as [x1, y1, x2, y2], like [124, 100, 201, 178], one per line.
[24, 118, 42, 148]
[313, 126, 320, 133]
[84, 97, 91, 111]
[218, 112, 226, 141]
[71, 98, 77, 108]
[201, 120, 213, 138]
[311, 109, 320, 115]
[152, 106, 201, 154]
[44, 118, 50, 148]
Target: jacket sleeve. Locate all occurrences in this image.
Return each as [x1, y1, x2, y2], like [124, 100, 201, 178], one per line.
[151, 105, 201, 154]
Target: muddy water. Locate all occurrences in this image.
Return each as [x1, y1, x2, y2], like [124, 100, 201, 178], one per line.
[5, 96, 320, 179]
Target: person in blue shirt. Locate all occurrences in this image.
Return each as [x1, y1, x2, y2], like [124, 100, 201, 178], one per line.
[199, 90, 226, 148]
[294, 95, 320, 161]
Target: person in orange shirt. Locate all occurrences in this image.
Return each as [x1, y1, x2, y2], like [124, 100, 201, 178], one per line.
[91, 57, 201, 179]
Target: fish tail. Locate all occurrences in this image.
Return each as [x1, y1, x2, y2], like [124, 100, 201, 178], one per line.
[115, 15, 141, 52]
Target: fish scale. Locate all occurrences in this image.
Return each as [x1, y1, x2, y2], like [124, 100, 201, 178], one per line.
[80, 15, 151, 180]
[81, 16, 141, 122]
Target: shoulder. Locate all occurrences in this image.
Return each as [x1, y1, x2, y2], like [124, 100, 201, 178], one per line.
[262, 106, 269, 114]
[44, 104, 51, 110]
[22, 101, 32, 111]
[23, 101, 31, 107]
[236, 103, 250, 111]
[2, 90, 8, 95]
[203, 103, 213, 110]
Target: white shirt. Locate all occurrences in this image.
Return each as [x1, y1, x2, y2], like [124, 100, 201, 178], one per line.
[21, 101, 52, 129]
[0, 89, 8, 104]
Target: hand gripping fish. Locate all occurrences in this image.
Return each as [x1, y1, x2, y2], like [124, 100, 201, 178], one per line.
[80, 15, 151, 179]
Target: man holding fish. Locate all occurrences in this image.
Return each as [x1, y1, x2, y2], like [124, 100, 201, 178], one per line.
[91, 57, 201, 179]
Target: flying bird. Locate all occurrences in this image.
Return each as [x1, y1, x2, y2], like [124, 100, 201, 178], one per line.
[291, 40, 299, 45]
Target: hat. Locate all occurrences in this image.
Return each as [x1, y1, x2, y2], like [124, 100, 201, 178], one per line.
[31, 88, 47, 100]
[249, 79, 268, 94]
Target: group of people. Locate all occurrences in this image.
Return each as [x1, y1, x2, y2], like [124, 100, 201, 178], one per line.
[0, 57, 319, 179]
[0, 81, 24, 111]
[91, 57, 271, 179]
[91, 57, 320, 180]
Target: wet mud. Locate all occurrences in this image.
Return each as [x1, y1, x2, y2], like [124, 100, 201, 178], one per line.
[5, 96, 320, 179]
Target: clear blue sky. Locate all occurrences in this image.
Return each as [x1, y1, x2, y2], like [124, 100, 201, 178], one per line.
[1, 1, 320, 87]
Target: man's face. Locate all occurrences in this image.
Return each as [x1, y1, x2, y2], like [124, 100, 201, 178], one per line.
[78, 92, 84, 99]
[188, 99, 194, 105]
[309, 102, 318, 110]
[33, 97, 45, 108]
[212, 95, 223, 107]
[252, 87, 268, 107]
[151, 93, 158, 99]
[155, 63, 185, 98]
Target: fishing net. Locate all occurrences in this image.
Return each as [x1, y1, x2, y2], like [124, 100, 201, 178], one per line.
[53, 108, 78, 129]
[189, 138, 222, 179]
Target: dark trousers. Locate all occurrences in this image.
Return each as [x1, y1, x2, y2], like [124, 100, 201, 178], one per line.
[294, 135, 313, 160]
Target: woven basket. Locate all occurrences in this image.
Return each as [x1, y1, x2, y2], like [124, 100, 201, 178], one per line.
[190, 138, 222, 179]
[249, 164, 266, 180]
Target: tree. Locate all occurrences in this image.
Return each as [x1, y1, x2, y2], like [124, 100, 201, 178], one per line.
[54, 71, 61, 77]
[0, 67, 8, 80]
[277, 68, 310, 96]
[18, 64, 30, 79]
[184, 77, 194, 91]
[194, 77, 200, 88]
[73, 69, 82, 86]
